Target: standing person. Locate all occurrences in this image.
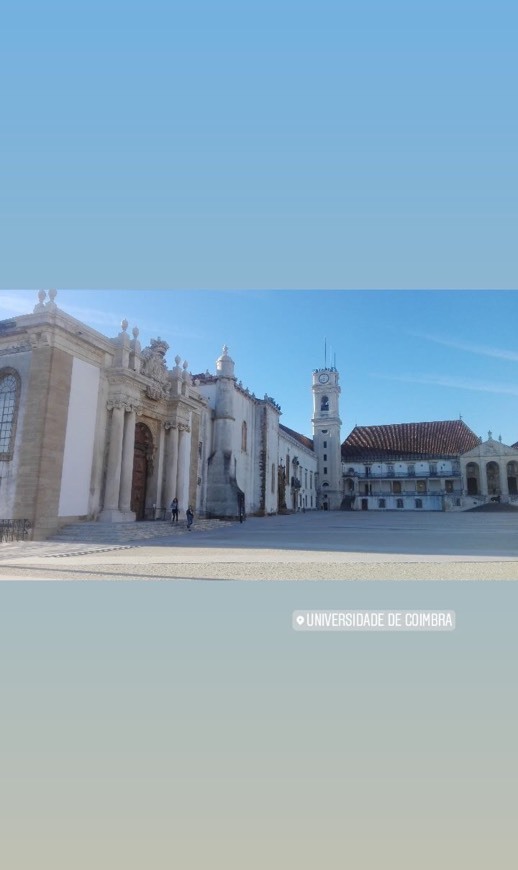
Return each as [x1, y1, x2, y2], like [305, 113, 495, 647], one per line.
[186, 505, 194, 530]
[170, 497, 179, 523]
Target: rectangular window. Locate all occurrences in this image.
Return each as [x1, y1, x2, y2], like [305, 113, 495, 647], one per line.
[324, 467, 328, 475]
[416, 480, 426, 494]
[396, 498, 404, 509]
[323, 454, 327, 461]
[378, 498, 386, 508]
[415, 498, 423, 509]
[387, 464, 394, 476]
[408, 465, 415, 476]
[323, 441, 327, 448]
[445, 480, 454, 493]
[392, 481, 401, 494]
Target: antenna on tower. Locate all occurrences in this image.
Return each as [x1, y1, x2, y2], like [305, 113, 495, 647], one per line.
[334, 352, 337, 369]
[324, 337, 327, 368]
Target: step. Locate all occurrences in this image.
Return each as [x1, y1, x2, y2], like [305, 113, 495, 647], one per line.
[48, 519, 232, 545]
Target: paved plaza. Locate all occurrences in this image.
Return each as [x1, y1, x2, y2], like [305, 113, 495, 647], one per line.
[1, 510, 518, 580]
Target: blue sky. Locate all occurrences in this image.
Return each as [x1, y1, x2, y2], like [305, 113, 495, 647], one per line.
[3, 289, 518, 444]
[1, 3, 517, 434]
[1, 0, 517, 288]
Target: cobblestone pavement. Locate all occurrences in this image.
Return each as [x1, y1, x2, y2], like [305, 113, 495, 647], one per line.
[1, 511, 518, 581]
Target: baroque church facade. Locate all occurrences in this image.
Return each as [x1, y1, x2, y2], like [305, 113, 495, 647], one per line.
[0, 291, 317, 539]
[1, 291, 517, 539]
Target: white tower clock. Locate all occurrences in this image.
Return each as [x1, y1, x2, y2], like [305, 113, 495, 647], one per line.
[312, 366, 342, 510]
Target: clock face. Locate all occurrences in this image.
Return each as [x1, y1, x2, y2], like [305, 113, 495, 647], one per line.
[318, 373, 329, 384]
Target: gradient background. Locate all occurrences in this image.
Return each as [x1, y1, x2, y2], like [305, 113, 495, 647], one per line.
[1, 581, 517, 869]
[2, 0, 517, 289]
[2, 0, 518, 865]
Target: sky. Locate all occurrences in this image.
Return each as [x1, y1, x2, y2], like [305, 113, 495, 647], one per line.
[1, 0, 517, 289]
[2, 288, 518, 445]
[1, 4, 517, 438]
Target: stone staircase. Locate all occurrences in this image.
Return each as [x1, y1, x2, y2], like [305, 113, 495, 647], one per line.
[48, 518, 232, 546]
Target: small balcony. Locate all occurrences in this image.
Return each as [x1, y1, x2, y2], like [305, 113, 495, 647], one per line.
[343, 468, 461, 480]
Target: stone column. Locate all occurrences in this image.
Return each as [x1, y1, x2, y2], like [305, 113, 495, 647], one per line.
[100, 402, 126, 521]
[480, 463, 489, 497]
[119, 408, 137, 516]
[176, 424, 192, 512]
[500, 460, 509, 497]
[154, 424, 166, 516]
[164, 423, 179, 506]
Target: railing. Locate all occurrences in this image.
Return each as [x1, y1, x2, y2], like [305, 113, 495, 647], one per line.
[344, 469, 461, 479]
[0, 519, 31, 543]
[357, 490, 458, 497]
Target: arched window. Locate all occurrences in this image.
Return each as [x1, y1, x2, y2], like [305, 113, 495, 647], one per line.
[241, 421, 247, 452]
[321, 395, 329, 412]
[0, 368, 21, 460]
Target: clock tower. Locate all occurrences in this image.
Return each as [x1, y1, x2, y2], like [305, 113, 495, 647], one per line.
[312, 367, 342, 509]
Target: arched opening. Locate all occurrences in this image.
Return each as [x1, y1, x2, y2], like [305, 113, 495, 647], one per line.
[0, 368, 21, 460]
[131, 422, 154, 520]
[466, 462, 480, 495]
[320, 395, 329, 412]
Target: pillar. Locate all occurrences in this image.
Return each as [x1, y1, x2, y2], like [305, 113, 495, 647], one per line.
[176, 424, 192, 511]
[99, 403, 125, 521]
[500, 460, 509, 497]
[119, 408, 137, 515]
[164, 423, 179, 506]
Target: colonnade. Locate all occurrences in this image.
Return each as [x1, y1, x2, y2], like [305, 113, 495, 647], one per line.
[99, 397, 192, 522]
[164, 420, 192, 511]
[464, 459, 515, 498]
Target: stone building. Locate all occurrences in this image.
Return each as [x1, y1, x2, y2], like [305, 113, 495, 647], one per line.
[310, 364, 518, 512]
[340, 420, 480, 511]
[0, 291, 316, 539]
[1, 292, 516, 539]
[460, 434, 518, 505]
[278, 424, 318, 512]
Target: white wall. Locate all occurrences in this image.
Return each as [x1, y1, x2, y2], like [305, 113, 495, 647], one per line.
[279, 430, 318, 510]
[58, 357, 100, 517]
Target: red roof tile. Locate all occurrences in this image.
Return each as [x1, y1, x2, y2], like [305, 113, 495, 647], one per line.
[279, 423, 314, 452]
[342, 420, 479, 460]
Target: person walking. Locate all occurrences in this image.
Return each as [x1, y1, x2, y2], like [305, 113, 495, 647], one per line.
[186, 505, 194, 530]
[170, 497, 179, 523]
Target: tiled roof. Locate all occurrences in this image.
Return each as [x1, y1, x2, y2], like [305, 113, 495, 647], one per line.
[341, 420, 480, 460]
[279, 423, 314, 452]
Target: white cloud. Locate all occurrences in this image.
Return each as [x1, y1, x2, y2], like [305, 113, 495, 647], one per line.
[372, 371, 518, 397]
[0, 291, 36, 316]
[410, 332, 518, 363]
